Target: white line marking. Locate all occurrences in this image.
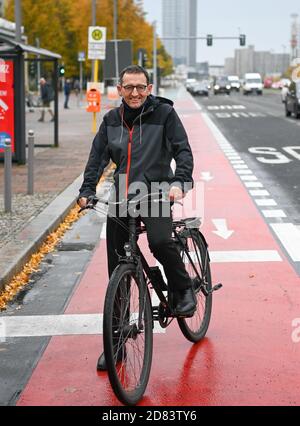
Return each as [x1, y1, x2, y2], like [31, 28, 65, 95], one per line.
[255, 199, 277, 207]
[210, 250, 282, 263]
[233, 165, 248, 169]
[262, 210, 287, 218]
[240, 175, 258, 181]
[201, 112, 233, 147]
[100, 222, 106, 239]
[1, 314, 103, 338]
[236, 169, 253, 175]
[231, 160, 245, 164]
[0, 312, 165, 339]
[270, 223, 300, 261]
[250, 190, 270, 197]
[193, 102, 202, 111]
[244, 182, 264, 188]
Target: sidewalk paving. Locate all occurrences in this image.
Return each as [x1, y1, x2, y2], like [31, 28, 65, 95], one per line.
[0, 92, 111, 291]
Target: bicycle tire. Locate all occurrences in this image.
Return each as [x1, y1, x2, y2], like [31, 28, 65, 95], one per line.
[103, 263, 153, 406]
[177, 229, 212, 342]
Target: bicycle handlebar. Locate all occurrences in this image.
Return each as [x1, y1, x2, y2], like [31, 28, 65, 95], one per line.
[78, 192, 184, 214]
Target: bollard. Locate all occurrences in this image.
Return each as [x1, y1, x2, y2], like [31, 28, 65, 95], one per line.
[27, 130, 35, 195]
[4, 137, 12, 213]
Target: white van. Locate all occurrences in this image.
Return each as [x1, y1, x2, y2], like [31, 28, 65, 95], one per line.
[228, 75, 241, 92]
[243, 73, 263, 95]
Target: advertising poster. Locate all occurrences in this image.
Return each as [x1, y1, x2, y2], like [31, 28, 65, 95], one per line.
[0, 59, 15, 153]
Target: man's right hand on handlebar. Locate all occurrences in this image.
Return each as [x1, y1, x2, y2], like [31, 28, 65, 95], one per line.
[77, 197, 88, 209]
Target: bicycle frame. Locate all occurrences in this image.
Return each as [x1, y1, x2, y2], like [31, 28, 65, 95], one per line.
[120, 215, 209, 324]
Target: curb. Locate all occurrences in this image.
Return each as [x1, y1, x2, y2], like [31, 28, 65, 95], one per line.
[0, 174, 83, 292]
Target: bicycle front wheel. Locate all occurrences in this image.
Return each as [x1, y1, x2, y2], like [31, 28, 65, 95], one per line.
[177, 229, 212, 342]
[103, 263, 153, 406]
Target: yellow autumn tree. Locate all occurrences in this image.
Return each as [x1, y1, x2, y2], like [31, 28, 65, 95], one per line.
[5, 0, 173, 78]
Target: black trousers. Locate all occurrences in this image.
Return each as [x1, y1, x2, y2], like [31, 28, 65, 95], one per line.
[106, 212, 192, 292]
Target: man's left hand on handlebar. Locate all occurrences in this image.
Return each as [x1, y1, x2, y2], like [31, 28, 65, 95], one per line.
[169, 186, 185, 201]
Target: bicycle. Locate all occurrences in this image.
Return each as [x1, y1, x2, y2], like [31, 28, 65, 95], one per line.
[80, 194, 222, 406]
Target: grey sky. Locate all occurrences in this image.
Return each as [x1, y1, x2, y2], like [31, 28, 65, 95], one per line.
[143, 0, 300, 65]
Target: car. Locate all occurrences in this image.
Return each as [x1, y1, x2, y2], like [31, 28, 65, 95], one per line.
[264, 78, 273, 88]
[281, 81, 291, 103]
[185, 79, 197, 93]
[214, 77, 231, 95]
[243, 73, 263, 95]
[228, 75, 241, 92]
[285, 80, 300, 118]
[192, 81, 209, 96]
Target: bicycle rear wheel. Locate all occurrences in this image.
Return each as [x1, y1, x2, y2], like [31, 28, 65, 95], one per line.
[103, 263, 153, 406]
[177, 229, 212, 342]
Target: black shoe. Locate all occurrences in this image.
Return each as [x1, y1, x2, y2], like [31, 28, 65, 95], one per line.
[175, 288, 197, 317]
[96, 348, 126, 371]
[38, 118, 44, 122]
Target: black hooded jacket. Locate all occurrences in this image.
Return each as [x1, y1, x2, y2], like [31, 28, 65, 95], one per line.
[79, 95, 194, 199]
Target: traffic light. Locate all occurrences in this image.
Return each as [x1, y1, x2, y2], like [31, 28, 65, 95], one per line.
[239, 34, 246, 46]
[59, 65, 65, 76]
[29, 61, 36, 76]
[138, 48, 147, 68]
[207, 34, 213, 46]
[142, 53, 148, 68]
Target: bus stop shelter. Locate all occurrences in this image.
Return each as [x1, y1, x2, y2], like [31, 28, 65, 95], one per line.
[0, 35, 61, 164]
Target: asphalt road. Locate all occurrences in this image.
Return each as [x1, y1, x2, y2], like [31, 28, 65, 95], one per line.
[195, 93, 300, 225]
[194, 89, 300, 227]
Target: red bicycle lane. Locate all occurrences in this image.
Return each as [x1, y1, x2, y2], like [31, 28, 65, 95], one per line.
[17, 94, 300, 406]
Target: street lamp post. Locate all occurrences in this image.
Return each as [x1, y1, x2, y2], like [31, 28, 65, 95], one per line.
[14, 0, 22, 42]
[92, 0, 97, 81]
[113, 0, 119, 83]
[153, 21, 157, 95]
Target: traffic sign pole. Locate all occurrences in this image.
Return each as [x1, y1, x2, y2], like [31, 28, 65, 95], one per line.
[93, 60, 99, 134]
[88, 26, 106, 134]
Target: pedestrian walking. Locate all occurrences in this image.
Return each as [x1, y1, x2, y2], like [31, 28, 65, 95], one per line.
[74, 79, 80, 97]
[38, 78, 54, 122]
[64, 79, 71, 109]
[78, 65, 195, 371]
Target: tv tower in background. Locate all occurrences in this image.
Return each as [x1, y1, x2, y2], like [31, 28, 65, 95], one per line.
[290, 13, 299, 60]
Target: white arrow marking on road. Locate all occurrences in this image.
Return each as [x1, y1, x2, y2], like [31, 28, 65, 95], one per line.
[201, 171, 214, 181]
[212, 219, 234, 240]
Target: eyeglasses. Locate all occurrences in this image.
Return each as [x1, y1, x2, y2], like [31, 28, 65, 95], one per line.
[122, 84, 148, 94]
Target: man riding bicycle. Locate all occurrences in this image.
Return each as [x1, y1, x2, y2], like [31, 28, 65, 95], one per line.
[78, 65, 196, 371]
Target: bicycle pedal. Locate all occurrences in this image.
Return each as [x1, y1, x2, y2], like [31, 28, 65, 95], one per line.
[209, 283, 223, 294]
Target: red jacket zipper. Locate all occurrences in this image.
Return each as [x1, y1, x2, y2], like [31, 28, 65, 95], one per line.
[125, 126, 134, 198]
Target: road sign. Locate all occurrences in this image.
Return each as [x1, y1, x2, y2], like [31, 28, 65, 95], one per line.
[0, 60, 15, 153]
[88, 26, 106, 60]
[78, 51, 86, 62]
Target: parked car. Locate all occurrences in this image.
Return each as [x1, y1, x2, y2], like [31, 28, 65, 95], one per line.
[285, 81, 300, 118]
[214, 77, 231, 95]
[264, 78, 273, 88]
[192, 81, 209, 96]
[228, 75, 241, 92]
[281, 82, 290, 103]
[272, 78, 291, 90]
[243, 73, 263, 95]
